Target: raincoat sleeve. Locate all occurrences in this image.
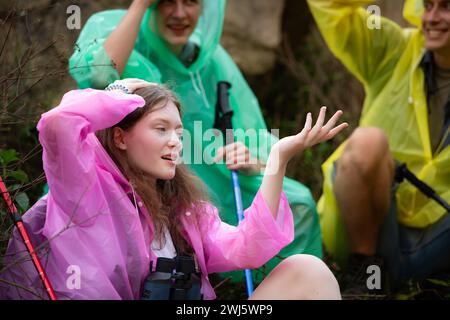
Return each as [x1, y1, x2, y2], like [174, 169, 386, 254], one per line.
[307, 0, 408, 89]
[37, 89, 144, 225]
[199, 190, 294, 273]
[68, 10, 161, 89]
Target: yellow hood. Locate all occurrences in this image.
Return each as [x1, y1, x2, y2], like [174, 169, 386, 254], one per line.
[403, 0, 424, 28]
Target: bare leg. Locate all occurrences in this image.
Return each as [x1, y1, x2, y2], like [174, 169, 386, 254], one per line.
[249, 255, 341, 300]
[334, 127, 395, 255]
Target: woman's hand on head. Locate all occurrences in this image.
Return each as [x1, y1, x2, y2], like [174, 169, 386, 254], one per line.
[109, 78, 159, 94]
[270, 107, 348, 166]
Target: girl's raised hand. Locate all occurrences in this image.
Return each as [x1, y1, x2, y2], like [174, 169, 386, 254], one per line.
[270, 107, 348, 166]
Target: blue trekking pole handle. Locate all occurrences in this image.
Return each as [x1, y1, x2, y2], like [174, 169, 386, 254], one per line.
[214, 81, 254, 297]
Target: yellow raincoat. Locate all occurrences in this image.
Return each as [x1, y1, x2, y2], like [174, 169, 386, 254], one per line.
[307, 0, 450, 261]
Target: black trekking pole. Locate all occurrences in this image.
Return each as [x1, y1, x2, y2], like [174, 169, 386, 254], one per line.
[214, 81, 254, 297]
[395, 163, 450, 212]
[0, 176, 57, 300]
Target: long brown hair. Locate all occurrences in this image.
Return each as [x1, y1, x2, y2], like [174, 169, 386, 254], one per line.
[96, 85, 209, 255]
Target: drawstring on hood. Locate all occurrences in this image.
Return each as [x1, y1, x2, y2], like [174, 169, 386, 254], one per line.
[189, 70, 210, 109]
[189, 71, 201, 95]
[131, 184, 140, 216]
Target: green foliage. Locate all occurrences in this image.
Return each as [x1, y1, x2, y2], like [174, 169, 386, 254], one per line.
[0, 149, 31, 269]
[0, 149, 20, 166]
[0, 149, 30, 213]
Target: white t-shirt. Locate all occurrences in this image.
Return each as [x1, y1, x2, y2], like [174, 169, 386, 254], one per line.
[151, 226, 177, 259]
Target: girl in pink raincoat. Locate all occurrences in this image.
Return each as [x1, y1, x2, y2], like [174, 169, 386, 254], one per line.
[1, 79, 345, 300]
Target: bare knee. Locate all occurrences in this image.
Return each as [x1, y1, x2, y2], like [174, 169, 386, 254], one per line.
[280, 255, 341, 300]
[338, 127, 392, 179]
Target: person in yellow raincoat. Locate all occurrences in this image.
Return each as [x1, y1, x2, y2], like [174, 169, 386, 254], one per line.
[307, 0, 450, 295]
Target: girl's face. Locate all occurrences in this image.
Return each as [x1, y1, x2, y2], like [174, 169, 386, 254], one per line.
[114, 101, 183, 182]
[156, 0, 201, 52]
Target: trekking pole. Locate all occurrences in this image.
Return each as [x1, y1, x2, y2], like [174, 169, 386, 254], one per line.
[395, 163, 450, 212]
[0, 176, 57, 300]
[214, 81, 254, 297]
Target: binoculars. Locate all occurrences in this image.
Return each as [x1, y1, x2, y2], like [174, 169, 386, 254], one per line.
[141, 255, 202, 300]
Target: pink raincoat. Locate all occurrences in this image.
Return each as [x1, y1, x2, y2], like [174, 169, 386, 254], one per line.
[0, 89, 294, 300]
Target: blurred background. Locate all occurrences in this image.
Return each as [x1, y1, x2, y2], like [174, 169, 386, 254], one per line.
[5, 0, 438, 299]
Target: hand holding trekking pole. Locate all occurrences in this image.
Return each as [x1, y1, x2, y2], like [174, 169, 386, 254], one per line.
[260, 107, 348, 219]
[213, 142, 265, 175]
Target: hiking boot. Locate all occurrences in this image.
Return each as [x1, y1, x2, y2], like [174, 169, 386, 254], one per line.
[339, 253, 387, 300]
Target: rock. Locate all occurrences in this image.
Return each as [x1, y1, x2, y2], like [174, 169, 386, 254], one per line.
[0, 0, 51, 12]
[378, 0, 409, 26]
[221, 0, 285, 75]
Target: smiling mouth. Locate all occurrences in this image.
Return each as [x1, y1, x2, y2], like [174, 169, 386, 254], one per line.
[167, 24, 189, 33]
[426, 28, 449, 35]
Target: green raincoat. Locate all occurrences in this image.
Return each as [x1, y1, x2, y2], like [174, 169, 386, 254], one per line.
[307, 0, 450, 262]
[69, 0, 322, 283]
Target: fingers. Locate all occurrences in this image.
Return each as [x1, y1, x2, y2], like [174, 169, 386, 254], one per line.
[296, 107, 347, 147]
[227, 153, 251, 166]
[323, 122, 349, 141]
[319, 110, 347, 142]
[305, 112, 312, 131]
[323, 109, 344, 132]
[213, 146, 226, 163]
[305, 106, 327, 142]
[121, 78, 144, 83]
[213, 142, 253, 166]
[299, 112, 312, 135]
[114, 79, 158, 93]
[314, 106, 327, 130]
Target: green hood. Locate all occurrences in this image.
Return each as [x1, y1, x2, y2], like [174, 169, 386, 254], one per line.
[141, 0, 225, 74]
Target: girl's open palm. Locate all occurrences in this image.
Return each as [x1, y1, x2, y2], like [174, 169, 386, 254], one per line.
[272, 107, 348, 164]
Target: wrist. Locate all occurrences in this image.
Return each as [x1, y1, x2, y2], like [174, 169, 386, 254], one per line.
[268, 145, 290, 167]
[264, 152, 287, 176]
[129, 0, 151, 16]
[239, 161, 264, 176]
[131, 0, 152, 11]
[244, 157, 267, 176]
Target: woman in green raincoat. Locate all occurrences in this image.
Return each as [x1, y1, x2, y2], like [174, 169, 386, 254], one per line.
[69, 0, 323, 284]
